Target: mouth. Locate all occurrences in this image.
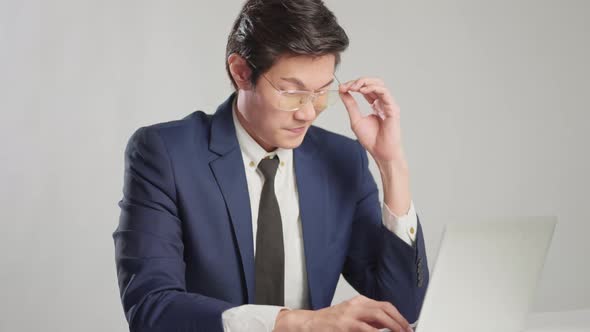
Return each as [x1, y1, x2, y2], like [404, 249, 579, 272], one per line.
[285, 126, 306, 135]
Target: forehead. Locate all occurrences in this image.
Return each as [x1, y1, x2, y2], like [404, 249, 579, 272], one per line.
[266, 54, 336, 89]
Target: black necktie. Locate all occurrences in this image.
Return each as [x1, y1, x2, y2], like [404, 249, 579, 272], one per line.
[254, 156, 285, 306]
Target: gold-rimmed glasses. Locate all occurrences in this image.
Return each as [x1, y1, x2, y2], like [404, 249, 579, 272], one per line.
[249, 61, 342, 112]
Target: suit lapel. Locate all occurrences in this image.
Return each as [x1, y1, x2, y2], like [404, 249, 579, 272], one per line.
[208, 94, 256, 303]
[294, 132, 327, 309]
[208, 94, 329, 308]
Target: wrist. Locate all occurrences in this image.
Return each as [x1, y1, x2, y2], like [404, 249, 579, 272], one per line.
[376, 160, 412, 217]
[273, 309, 314, 332]
[376, 158, 409, 176]
[372, 144, 408, 170]
[378, 161, 410, 195]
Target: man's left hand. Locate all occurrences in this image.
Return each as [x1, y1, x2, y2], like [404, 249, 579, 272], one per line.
[339, 77, 407, 166]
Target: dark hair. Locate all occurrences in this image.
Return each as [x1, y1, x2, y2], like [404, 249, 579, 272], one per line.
[225, 0, 349, 90]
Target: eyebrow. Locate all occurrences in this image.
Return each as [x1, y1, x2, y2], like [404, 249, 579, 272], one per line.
[279, 77, 335, 90]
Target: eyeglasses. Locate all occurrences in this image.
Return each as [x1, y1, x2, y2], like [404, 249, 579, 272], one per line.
[248, 61, 341, 112]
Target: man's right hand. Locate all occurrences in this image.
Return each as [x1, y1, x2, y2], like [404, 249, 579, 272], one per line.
[273, 295, 413, 332]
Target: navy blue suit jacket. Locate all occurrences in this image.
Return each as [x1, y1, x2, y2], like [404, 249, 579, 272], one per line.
[113, 93, 429, 331]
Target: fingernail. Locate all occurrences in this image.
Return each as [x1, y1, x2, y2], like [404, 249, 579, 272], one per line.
[407, 328, 414, 332]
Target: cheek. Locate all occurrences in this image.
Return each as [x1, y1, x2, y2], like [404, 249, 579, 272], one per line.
[255, 102, 287, 131]
[263, 112, 287, 137]
[244, 106, 281, 139]
[249, 92, 295, 137]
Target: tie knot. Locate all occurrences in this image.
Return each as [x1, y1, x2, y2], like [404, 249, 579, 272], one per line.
[258, 157, 280, 180]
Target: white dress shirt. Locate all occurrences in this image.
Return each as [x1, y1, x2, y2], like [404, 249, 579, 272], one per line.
[222, 102, 418, 332]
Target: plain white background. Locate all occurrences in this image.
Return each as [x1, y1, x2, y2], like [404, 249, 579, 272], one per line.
[1, 0, 588, 331]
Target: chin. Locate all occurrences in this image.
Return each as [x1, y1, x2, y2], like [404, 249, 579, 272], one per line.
[281, 141, 304, 149]
[276, 136, 305, 150]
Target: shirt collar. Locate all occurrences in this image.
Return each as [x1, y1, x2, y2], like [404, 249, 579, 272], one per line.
[231, 95, 292, 173]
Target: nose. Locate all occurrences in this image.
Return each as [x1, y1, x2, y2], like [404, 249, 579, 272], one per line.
[293, 100, 316, 122]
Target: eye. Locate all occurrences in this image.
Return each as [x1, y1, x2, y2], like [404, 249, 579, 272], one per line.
[282, 91, 305, 98]
[282, 89, 304, 94]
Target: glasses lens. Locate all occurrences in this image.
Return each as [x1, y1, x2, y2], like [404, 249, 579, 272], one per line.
[276, 79, 341, 112]
[313, 90, 339, 112]
[279, 92, 309, 112]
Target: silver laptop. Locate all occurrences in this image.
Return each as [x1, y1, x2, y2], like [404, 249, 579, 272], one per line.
[413, 216, 556, 332]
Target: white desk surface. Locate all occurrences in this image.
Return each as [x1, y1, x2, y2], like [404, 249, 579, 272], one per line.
[379, 309, 590, 332]
[525, 309, 590, 332]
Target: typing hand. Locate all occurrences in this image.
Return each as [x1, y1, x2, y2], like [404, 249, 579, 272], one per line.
[273, 295, 413, 332]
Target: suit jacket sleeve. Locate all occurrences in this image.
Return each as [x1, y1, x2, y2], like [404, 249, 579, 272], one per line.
[113, 126, 235, 332]
[341, 142, 430, 323]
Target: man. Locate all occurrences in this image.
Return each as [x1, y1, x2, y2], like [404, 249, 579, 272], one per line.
[113, 0, 429, 331]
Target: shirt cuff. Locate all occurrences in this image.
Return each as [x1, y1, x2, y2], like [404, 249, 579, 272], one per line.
[382, 200, 418, 247]
[222, 304, 288, 332]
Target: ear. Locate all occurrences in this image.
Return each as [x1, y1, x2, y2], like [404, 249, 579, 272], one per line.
[228, 53, 253, 90]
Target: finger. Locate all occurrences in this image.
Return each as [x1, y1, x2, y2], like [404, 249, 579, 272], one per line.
[354, 85, 395, 118]
[339, 79, 357, 93]
[340, 77, 385, 93]
[357, 299, 411, 331]
[378, 301, 411, 332]
[360, 88, 380, 106]
[348, 77, 385, 91]
[340, 79, 358, 88]
[351, 321, 380, 332]
[357, 84, 387, 97]
[342, 83, 379, 105]
[355, 306, 402, 332]
[339, 82, 355, 92]
[357, 85, 391, 102]
[347, 87, 381, 114]
[339, 91, 363, 126]
[358, 85, 398, 113]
